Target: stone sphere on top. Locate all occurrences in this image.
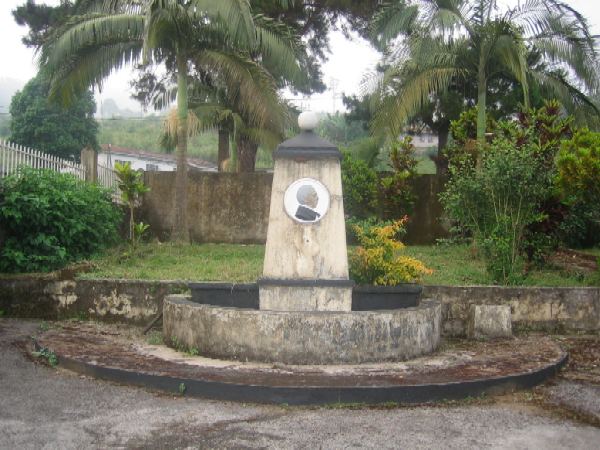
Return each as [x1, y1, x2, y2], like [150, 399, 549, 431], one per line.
[298, 111, 319, 131]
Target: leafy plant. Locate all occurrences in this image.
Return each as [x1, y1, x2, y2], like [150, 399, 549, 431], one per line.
[349, 218, 431, 285]
[133, 222, 150, 248]
[0, 168, 121, 273]
[441, 139, 548, 283]
[341, 151, 379, 219]
[346, 216, 404, 245]
[380, 137, 418, 220]
[32, 346, 58, 367]
[554, 128, 600, 247]
[114, 162, 150, 245]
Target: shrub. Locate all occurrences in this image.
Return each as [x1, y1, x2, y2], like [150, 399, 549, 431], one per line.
[114, 161, 150, 245]
[349, 218, 431, 286]
[380, 137, 418, 219]
[341, 151, 379, 219]
[554, 128, 600, 248]
[0, 168, 121, 273]
[441, 139, 548, 283]
[345, 216, 405, 245]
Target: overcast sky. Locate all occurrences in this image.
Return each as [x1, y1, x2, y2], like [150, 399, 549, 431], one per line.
[0, 0, 598, 114]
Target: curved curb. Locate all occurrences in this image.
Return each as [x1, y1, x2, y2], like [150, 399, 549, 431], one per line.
[54, 352, 568, 406]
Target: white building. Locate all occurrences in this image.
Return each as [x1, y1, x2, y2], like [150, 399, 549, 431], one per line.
[400, 133, 438, 151]
[99, 144, 217, 172]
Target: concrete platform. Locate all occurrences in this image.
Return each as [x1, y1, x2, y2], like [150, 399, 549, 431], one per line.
[163, 295, 441, 365]
[34, 322, 567, 406]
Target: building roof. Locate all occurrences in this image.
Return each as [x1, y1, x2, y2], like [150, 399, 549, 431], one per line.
[100, 144, 217, 170]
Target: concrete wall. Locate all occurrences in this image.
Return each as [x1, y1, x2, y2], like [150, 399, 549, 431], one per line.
[139, 172, 447, 244]
[423, 285, 600, 336]
[140, 171, 272, 243]
[404, 175, 448, 245]
[164, 296, 441, 364]
[1, 277, 598, 335]
[0, 276, 187, 325]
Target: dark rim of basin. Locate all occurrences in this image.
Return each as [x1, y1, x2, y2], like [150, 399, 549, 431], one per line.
[189, 282, 258, 291]
[353, 284, 423, 294]
[188, 282, 422, 311]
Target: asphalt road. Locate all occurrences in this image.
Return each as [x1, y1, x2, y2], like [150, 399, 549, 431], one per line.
[1, 319, 599, 449]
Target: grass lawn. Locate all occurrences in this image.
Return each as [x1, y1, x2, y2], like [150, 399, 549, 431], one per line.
[81, 243, 264, 282]
[80, 242, 599, 287]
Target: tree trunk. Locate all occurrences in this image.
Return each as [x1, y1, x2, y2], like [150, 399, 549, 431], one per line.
[172, 53, 190, 242]
[476, 57, 487, 145]
[433, 123, 450, 176]
[217, 127, 230, 172]
[237, 134, 258, 172]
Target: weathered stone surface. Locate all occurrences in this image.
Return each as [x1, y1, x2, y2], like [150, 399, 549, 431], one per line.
[262, 158, 349, 281]
[467, 304, 512, 339]
[1, 277, 598, 335]
[140, 171, 273, 243]
[0, 277, 186, 325]
[423, 285, 600, 336]
[163, 295, 441, 364]
[138, 172, 447, 245]
[259, 285, 352, 312]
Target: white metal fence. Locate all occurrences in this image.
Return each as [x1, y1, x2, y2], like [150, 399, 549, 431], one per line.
[0, 140, 86, 180]
[0, 140, 122, 203]
[98, 161, 122, 203]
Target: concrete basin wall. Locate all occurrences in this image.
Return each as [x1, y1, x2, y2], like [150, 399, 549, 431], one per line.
[163, 296, 441, 365]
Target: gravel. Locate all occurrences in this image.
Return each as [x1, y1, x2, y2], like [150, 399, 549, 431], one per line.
[1, 318, 599, 449]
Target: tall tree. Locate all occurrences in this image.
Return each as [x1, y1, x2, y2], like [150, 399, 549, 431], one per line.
[9, 73, 98, 161]
[369, 0, 599, 142]
[40, 0, 299, 242]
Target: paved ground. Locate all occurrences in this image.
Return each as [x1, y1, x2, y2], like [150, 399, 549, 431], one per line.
[1, 319, 599, 449]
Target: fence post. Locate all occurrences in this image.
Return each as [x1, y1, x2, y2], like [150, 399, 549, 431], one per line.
[81, 147, 97, 183]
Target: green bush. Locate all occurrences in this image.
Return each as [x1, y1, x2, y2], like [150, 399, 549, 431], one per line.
[380, 136, 418, 220]
[0, 168, 121, 273]
[555, 128, 600, 247]
[441, 139, 548, 284]
[341, 151, 379, 219]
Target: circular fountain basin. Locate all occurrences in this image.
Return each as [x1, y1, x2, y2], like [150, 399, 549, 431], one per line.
[188, 282, 422, 310]
[163, 293, 441, 365]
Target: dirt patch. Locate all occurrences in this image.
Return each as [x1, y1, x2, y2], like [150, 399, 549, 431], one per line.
[35, 322, 565, 388]
[553, 335, 600, 384]
[548, 249, 598, 274]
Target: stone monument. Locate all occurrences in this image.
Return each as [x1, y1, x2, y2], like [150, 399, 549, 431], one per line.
[259, 111, 353, 311]
[164, 111, 441, 365]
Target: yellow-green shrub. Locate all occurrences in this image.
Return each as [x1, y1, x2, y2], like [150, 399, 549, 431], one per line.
[349, 218, 432, 285]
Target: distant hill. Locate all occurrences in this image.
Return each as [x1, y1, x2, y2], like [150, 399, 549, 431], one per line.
[0, 78, 25, 114]
[98, 98, 141, 118]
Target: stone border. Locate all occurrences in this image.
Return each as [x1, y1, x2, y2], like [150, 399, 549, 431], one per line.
[163, 296, 441, 365]
[423, 285, 600, 336]
[1, 277, 598, 335]
[54, 350, 568, 406]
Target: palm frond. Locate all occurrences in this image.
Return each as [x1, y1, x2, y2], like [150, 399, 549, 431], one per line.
[195, 50, 288, 132]
[48, 42, 143, 104]
[42, 13, 144, 70]
[372, 65, 463, 136]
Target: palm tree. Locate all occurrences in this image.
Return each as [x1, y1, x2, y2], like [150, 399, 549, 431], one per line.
[369, 0, 599, 142]
[161, 51, 291, 172]
[41, 0, 299, 242]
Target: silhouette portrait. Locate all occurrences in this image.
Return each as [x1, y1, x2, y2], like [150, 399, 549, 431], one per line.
[295, 184, 321, 222]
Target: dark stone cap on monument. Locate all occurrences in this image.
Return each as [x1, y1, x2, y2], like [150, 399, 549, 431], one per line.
[273, 112, 342, 161]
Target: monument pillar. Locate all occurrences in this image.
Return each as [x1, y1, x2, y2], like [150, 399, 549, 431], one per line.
[259, 112, 353, 311]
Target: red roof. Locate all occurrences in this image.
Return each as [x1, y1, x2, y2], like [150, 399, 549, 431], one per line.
[100, 144, 217, 169]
